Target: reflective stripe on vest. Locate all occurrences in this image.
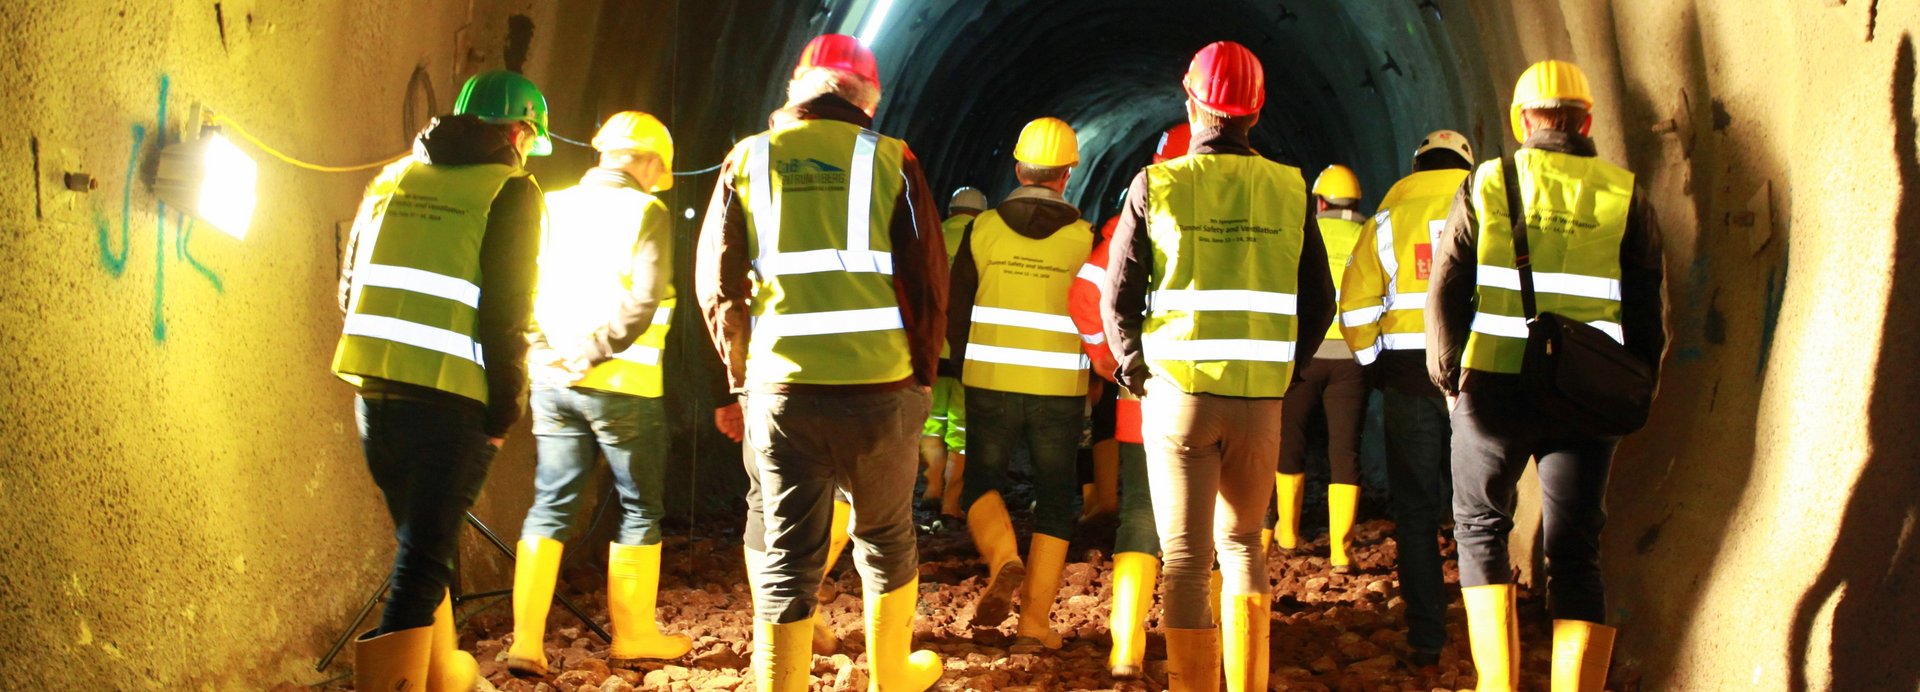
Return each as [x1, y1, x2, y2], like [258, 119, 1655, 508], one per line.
[1141, 153, 1308, 398]
[1462, 150, 1634, 374]
[962, 208, 1095, 396]
[540, 182, 676, 398]
[1338, 169, 1467, 365]
[737, 120, 912, 385]
[332, 158, 520, 403]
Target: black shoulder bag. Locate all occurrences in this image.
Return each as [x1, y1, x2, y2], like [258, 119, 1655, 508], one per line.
[1502, 156, 1654, 438]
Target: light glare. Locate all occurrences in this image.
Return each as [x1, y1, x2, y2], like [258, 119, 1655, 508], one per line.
[198, 133, 258, 240]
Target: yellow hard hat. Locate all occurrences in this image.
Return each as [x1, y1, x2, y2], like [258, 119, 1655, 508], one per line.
[1509, 60, 1593, 143]
[592, 111, 675, 191]
[1013, 117, 1079, 167]
[1312, 165, 1361, 202]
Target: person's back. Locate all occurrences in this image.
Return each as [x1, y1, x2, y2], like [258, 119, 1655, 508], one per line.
[694, 34, 948, 692]
[333, 69, 550, 692]
[1103, 41, 1334, 692]
[1427, 59, 1667, 692]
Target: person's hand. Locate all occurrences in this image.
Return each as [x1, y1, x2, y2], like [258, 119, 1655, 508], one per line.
[1446, 394, 1459, 412]
[714, 403, 744, 443]
[488, 437, 506, 449]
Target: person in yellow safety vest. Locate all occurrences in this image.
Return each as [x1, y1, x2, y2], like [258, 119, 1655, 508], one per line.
[1427, 60, 1667, 692]
[1105, 42, 1336, 692]
[1274, 164, 1369, 580]
[331, 70, 550, 692]
[921, 186, 989, 521]
[503, 111, 699, 676]
[1071, 123, 1187, 679]
[694, 34, 949, 692]
[1339, 129, 1476, 668]
[945, 116, 1096, 650]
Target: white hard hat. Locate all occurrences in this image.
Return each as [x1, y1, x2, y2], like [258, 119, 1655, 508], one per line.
[1414, 130, 1473, 166]
[949, 187, 988, 213]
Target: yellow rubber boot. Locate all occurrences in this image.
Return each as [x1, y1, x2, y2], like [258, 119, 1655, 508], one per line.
[966, 491, 1027, 628]
[608, 542, 693, 662]
[1082, 439, 1121, 520]
[866, 577, 943, 691]
[1260, 528, 1273, 554]
[752, 619, 813, 692]
[1014, 533, 1070, 649]
[1107, 552, 1159, 678]
[353, 625, 432, 692]
[919, 437, 948, 505]
[1163, 626, 1222, 692]
[1208, 568, 1224, 625]
[813, 499, 853, 655]
[939, 453, 967, 518]
[1464, 584, 1520, 692]
[429, 591, 477, 692]
[1273, 472, 1305, 550]
[1327, 483, 1359, 574]
[507, 536, 563, 676]
[1222, 593, 1270, 692]
[1551, 620, 1618, 692]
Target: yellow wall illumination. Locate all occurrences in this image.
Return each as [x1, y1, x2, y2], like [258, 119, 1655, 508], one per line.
[154, 132, 258, 240]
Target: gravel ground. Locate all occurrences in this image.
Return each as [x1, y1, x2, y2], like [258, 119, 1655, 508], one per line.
[320, 507, 1593, 691]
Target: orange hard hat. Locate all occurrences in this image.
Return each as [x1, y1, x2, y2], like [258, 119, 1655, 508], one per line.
[1184, 41, 1265, 116]
[1153, 123, 1192, 163]
[795, 34, 879, 88]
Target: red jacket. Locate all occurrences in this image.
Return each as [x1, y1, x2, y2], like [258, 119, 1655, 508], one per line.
[1072, 217, 1140, 443]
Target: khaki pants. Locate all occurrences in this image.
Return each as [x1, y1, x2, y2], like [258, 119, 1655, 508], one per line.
[1139, 378, 1284, 629]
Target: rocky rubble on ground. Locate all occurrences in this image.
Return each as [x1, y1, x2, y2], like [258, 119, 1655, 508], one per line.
[326, 517, 1581, 691]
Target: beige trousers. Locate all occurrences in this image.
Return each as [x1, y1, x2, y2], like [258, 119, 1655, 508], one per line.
[1139, 378, 1284, 629]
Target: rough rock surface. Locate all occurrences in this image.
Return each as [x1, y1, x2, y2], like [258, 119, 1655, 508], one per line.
[331, 514, 1581, 691]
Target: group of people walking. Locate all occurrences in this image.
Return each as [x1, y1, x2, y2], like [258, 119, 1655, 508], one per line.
[331, 30, 1665, 692]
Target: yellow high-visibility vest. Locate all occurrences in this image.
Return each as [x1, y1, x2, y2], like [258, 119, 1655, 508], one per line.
[1318, 211, 1364, 342]
[961, 208, 1095, 396]
[536, 182, 675, 398]
[1339, 169, 1470, 363]
[333, 158, 527, 403]
[733, 119, 913, 385]
[938, 212, 975, 360]
[1462, 150, 1634, 374]
[1141, 153, 1309, 398]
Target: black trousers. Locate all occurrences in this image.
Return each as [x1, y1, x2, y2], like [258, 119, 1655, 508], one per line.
[357, 394, 496, 633]
[1450, 390, 1617, 624]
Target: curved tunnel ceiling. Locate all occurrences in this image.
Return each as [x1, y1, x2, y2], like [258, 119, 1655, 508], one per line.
[570, 1, 1498, 224]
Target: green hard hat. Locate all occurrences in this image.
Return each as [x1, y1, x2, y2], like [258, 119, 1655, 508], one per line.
[454, 70, 552, 156]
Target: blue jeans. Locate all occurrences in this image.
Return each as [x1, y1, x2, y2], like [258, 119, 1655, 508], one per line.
[1381, 388, 1454, 653]
[960, 388, 1087, 541]
[524, 387, 670, 546]
[358, 394, 497, 633]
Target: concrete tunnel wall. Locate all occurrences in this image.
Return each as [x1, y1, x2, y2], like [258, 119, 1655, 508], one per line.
[0, 1, 1915, 689]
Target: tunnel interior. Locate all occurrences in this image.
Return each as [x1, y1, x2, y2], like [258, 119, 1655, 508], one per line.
[2, 0, 1917, 690]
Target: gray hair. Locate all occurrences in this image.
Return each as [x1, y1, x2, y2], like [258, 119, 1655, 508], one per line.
[787, 67, 881, 113]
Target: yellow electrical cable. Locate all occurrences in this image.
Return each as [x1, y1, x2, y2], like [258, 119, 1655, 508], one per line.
[208, 113, 408, 173]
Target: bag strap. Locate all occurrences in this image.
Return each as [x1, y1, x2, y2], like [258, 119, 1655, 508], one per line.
[1501, 154, 1538, 320]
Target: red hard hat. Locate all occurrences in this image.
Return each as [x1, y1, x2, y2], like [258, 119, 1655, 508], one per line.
[1184, 41, 1265, 116]
[1153, 123, 1192, 163]
[795, 34, 880, 89]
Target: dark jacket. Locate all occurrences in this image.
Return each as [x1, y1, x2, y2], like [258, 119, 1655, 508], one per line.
[1425, 129, 1667, 396]
[694, 93, 948, 394]
[945, 185, 1084, 371]
[1102, 125, 1336, 397]
[340, 114, 543, 437]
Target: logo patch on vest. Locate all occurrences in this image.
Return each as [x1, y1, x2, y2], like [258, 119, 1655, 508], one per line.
[1415, 243, 1433, 280]
[774, 158, 850, 193]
